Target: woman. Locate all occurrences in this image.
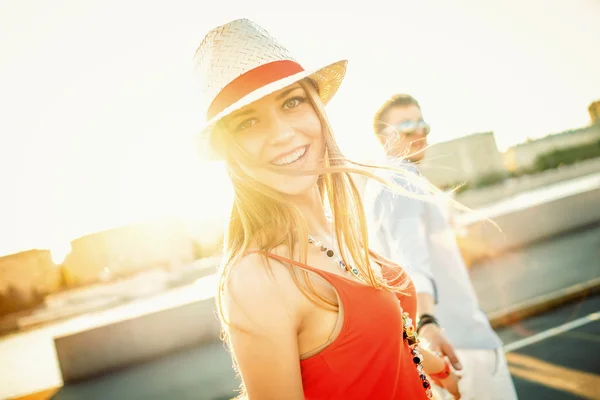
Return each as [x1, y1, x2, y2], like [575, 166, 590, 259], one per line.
[194, 18, 461, 399]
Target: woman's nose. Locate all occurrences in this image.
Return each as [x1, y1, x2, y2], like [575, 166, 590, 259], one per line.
[271, 130, 294, 145]
[268, 117, 295, 146]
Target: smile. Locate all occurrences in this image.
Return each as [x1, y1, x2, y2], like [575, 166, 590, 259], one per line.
[270, 145, 309, 166]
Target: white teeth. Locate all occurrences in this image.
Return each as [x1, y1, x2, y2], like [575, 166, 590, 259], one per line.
[271, 146, 307, 166]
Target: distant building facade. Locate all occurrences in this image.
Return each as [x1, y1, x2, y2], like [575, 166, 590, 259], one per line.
[421, 132, 506, 187]
[62, 218, 195, 286]
[0, 249, 61, 316]
[589, 100, 600, 124]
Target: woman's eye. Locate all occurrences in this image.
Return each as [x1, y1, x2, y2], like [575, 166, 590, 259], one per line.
[283, 96, 305, 110]
[236, 118, 257, 132]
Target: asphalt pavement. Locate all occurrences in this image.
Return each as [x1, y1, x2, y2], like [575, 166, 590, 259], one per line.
[497, 294, 600, 400]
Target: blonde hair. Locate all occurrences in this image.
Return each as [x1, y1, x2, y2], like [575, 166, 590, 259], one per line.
[210, 80, 439, 397]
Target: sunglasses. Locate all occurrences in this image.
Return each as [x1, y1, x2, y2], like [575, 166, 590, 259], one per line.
[380, 120, 431, 137]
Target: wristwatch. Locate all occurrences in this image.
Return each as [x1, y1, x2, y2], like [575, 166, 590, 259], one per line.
[417, 313, 440, 333]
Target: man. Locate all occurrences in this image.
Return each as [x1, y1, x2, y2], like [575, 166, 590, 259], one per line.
[363, 94, 518, 399]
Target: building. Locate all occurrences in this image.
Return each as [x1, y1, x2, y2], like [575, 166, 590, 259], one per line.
[420, 132, 506, 188]
[589, 100, 600, 123]
[62, 218, 195, 286]
[0, 249, 61, 316]
[503, 123, 600, 172]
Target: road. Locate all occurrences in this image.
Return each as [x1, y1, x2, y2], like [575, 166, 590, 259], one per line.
[497, 294, 600, 400]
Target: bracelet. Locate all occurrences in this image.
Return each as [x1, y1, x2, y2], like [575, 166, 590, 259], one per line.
[417, 313, 440, 333]
[429, 358, 451, 382]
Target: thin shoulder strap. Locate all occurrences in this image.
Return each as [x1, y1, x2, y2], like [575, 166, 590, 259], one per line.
[246, 250, 337, 281]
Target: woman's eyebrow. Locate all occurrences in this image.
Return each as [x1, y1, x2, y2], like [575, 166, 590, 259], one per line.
[275, 86, 303, 101]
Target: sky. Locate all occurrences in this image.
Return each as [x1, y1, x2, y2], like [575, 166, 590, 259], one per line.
[1, 0, 599, 258]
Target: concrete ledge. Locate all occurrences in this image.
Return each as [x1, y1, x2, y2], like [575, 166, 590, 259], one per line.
[50, 271, 599, 384]
[54, 297, 221, 383]
[488, 277, 600, 329]
[458, 181, 600, 261]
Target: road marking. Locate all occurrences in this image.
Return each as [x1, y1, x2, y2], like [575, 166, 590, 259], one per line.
[504, 311, 600, 352]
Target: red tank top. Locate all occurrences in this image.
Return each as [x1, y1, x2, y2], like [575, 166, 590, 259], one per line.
[261, 251, 429, 400]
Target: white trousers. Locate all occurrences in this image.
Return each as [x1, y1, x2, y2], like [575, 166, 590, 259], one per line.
[433, 348, 518, 400]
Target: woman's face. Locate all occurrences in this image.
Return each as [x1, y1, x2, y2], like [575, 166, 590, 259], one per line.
[223, 83, 325, 196]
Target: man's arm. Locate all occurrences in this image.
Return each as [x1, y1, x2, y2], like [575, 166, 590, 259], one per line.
[377, 188, 461, 370]
[417, 292, 436, 317]
[377, 188, 438, 303]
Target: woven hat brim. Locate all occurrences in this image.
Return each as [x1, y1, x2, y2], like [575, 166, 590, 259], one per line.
[198, 59, 348, 160]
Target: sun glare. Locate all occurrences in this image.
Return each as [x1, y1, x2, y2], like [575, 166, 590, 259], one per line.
[180, 161, 234, 224]
[112, 130, 234, 229]
[50, 242, 72, 265]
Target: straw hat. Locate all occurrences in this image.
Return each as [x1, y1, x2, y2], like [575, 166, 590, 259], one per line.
[194, 18, 347, 158]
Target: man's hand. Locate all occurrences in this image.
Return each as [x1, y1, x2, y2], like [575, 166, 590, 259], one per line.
[418, 324, 462, 370]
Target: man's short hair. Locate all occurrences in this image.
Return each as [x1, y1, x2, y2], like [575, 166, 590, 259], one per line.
[373, 94, 421, 134]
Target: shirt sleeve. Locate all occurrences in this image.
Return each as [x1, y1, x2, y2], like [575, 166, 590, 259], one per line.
[373, 183, 439, 303]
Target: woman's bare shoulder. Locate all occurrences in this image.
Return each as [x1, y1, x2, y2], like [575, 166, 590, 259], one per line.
[222, 250, 303, 330]
[226, 246, 297, 285]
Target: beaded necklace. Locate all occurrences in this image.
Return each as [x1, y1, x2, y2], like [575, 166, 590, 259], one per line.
[308, 235, 434, 398]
